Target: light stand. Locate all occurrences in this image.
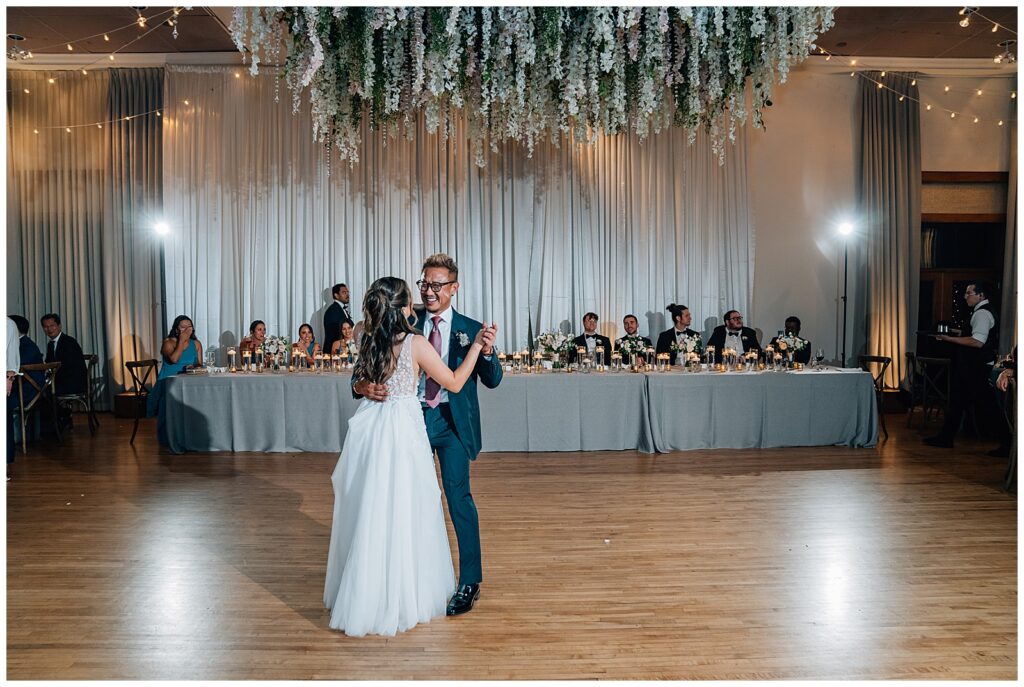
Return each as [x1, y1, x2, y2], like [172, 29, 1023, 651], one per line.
[838, 222, 853, 368]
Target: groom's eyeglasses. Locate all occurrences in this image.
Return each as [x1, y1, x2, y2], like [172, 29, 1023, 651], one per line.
[416, 280, 456, 293]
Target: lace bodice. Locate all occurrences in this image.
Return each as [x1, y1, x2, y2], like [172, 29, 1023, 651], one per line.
[385, 335, 417, 400]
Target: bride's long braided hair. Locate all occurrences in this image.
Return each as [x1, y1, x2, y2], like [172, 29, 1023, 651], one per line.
[354, 277, 418, 384]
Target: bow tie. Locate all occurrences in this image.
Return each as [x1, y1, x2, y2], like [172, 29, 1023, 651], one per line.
[586, 335, 595, 340]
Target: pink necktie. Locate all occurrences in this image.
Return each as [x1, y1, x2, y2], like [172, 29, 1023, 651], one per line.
[425, 315, 443, 408]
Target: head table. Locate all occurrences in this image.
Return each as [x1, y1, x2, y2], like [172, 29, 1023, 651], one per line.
[161, 366, 877, 455]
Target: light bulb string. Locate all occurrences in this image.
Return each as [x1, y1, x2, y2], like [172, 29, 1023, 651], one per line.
[814, 47, 1017, 99]
[25, 7, 181, 55]
[855, 71, 1017, 124]
[28, 107, 167, 131]
[965, 8, 1018, 37]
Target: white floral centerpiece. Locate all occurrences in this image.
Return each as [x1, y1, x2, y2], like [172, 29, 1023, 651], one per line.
[534, 330, 574, 368]
[776, 334, 808, 366]
[262, 335, 291, 357]
[670, 332, 704, 357]
[617, 337, 646, 358]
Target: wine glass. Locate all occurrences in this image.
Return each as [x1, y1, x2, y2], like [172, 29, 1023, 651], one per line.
[815, 347, 825, 369]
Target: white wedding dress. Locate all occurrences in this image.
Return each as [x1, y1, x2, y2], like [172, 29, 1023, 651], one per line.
[324, 334, 455, 636]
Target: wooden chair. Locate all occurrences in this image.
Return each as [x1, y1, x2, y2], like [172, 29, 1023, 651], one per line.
[905, 353, 952, 428]
[56, 353, 100, 435]
[16, 362, 62, 453]
[125, 359, 158, 444]
[858, 355, 892, 440]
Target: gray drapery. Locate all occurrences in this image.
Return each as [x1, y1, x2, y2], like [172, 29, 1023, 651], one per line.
[161, 66, 753, 357]
[7, 69, 163, 407]
[859, 72, 922, 388]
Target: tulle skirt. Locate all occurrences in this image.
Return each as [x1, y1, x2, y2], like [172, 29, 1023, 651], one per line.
[324, 397, 455, 637]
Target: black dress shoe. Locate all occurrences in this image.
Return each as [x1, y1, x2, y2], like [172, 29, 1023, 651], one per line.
[923, 435, 954, 448]
[446, 583, 480, 616]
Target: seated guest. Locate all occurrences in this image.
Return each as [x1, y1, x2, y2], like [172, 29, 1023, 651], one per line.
[149, 316, 203, 446]
[296, 323, 322, 364]
[707, 309, 763, 363]
[656, 304, 703, 365]
[768, 315, 811, 364]
[239, 320, 267, 354]
[147, 315, 204, 418]
[616, 314, 653, 364]
[9, 315, 43, 405]
[570, 312, 612, 363]
[330, 320, 357, 358]
[41, 313, 87, 397]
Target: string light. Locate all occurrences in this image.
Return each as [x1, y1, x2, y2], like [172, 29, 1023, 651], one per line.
[103, 34, 110, 42]
[950, 112, 956, 119]
[998, 120, 1004, 126]
[47, 78, 55, 84]
[183, 99, 190, 106]
[65, 127, 71, 133]
[234, 72, 241, 78]
[81, 69, 88, 75]
[992, 24, 999, 33]
[899, 95, 905, 102]
[23, 88, 29, 94]
[109, 55, 115, 61]
[66, 43, 73, 51]
[977, 89, 983, 95]
[33, 129, 39, 135]
[973, 116, 979, 123]
[944, 85, 950, 92]
[911, 79, 917, 86]
[926, 104, 932, 111]
[880, 71, 886, 77]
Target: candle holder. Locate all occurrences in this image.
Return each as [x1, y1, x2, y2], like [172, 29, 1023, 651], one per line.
[510, 352, 521, 374]
[331, 353, 341, 372]
[595, 345, 605, 371]
[314, 352, 324, 373]
[242, 350, 252, 373]
[228, 347, 238, 373]
[533, 351, 543, 373]
[609, 352, 622, 373]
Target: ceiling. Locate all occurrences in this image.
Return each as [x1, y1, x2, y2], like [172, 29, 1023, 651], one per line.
[4, 6, 1020, 60]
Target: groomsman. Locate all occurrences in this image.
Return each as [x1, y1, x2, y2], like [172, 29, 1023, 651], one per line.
[615, 314, 653, 364]
[323, 283, 354, 357]
[706, 309, 762, 363]
[656, 303, 703, 365]
[571, 312, 612, 363]
[767, 315, 811, 364]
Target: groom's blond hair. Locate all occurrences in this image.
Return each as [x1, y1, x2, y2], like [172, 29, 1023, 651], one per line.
[422, 253, 459, 280]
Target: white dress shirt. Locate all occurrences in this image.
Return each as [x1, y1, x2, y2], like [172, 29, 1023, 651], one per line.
[969, 299, 995, 347]
[418, 305, 453, 404]
[583, 333, 598, 353]
[724, 328, 745, 352]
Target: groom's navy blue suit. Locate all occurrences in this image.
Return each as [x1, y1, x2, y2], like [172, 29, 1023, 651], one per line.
[416, 309, 502, 586]
[353, 308, 502, 586]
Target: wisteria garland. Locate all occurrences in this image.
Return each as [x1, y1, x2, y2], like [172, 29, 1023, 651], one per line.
[231, 6, 835, 166]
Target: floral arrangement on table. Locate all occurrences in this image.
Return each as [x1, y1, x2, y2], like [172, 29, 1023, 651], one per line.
[775, 334, 808, 356]
[262, 335, 292, 357]
[231, 7, 835, 166]
[670, 332, 704, 356]
[534, 330, 574, 367]
[616, 337, 647, 359]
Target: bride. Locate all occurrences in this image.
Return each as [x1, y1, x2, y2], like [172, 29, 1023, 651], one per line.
[324, 276, 490, 637]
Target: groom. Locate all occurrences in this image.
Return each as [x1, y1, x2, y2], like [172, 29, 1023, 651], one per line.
[353, 253, 502, 616]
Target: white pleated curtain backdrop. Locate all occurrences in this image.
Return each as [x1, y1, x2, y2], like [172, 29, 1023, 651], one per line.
[163, 66, 752, 356]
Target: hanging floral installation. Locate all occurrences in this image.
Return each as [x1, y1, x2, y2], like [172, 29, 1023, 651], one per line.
[231, 7, 835, 165]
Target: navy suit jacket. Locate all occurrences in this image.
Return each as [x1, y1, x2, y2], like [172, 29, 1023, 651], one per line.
[352, 309, 503, 460]
[19, 336, 44, 403]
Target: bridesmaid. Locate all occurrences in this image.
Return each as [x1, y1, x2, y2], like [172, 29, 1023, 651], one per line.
[330, 321, 357, 358]
[239, 320, 267, 354]
[296, 323, 321, 365]
[148, 315, 203, 443]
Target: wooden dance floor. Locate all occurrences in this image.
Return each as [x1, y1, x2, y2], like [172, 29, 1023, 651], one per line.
[6, 415, 1017, 680]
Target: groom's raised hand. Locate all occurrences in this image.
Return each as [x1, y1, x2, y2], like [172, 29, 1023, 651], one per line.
[353, 379, 389, 402]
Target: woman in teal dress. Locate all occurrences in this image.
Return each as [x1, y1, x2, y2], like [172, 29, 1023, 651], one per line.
[296, 323, 321, 365]
[148, 315, 204, 443]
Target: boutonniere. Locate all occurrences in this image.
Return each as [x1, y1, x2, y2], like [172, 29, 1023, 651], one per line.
[455, 331, 471, 347]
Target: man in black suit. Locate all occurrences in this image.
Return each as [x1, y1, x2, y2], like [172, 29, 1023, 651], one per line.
[615, 314, 653, 365]
[706, 309, 763, 363]
[767, 316, 812, 364]
[41, 313, 86, 397]
[570, 312, 612, 364]
[655, 303, 703, 365]
[323, 283, 354, 357]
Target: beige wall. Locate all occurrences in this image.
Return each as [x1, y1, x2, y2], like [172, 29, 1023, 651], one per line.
[746, 67, 1013, 362]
